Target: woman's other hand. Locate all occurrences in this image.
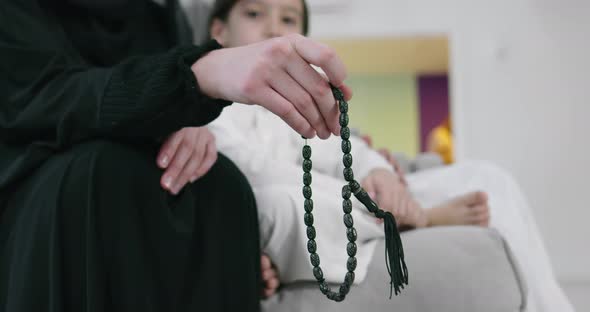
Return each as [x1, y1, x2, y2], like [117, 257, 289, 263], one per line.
[157, 127, 217, 195]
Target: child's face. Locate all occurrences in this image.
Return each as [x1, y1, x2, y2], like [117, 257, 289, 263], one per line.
[211, 0, 305, 48]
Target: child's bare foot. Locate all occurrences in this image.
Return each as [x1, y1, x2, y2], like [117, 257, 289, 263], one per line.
[427, 191, 490, 227]
[261, 254, 280, 298]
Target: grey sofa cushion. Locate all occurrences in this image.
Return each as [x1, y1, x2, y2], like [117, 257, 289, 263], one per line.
[392, 152, 445, 174]
[262, 226, 526, 312]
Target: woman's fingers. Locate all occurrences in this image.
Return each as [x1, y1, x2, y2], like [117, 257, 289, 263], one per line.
[173, 154, 200, 194]
[290, 34, 347, 87]
[192, 138, 218, 182]
[186, 131, 208, 180]
[158, 128, 220, 195]
[290, 36, 348, 135]
[174, 129, 220, 193]
[256, 87, 316, 138]
[284, 55, 339, 136]
[162, 144, 193, 195]
[339, 83, 353, 101]
[157, 131, 183, 169]
[172, 134, 205, 194]
[269, 70, 331, 139]
[161, 140, 193, 194]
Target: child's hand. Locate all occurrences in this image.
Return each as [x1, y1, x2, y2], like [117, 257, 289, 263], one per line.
[192, 34, 352, 140]
[157, 127, 217, 195]
[261, 254, 280, 298]
[361, 168, 418, 226]
[376, 148, 408, 185]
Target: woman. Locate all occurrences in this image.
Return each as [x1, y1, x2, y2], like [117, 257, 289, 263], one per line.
[0, 0, 352, 311]
[206, 0, 574, 311]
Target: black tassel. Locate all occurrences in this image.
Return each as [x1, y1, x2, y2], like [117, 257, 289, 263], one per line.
[352, 183, 409, 298]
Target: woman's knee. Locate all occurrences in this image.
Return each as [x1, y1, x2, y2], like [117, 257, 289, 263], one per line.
[188, 153, 257, 215]
[62, 140, 160, 184]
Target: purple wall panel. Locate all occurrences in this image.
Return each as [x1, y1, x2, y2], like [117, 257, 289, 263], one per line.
[418, 75, 449, 152]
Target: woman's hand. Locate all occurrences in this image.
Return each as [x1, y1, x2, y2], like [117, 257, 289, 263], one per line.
[192, 34, 352, 140]
[157, 127, 217, 195]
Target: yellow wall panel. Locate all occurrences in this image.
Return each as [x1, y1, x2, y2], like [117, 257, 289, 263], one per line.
[347, 74, 419, 156]
[321, 37, 449, 75]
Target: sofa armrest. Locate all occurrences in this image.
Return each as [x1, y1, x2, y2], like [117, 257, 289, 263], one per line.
[262, 226, 527, 312]
[393, 152, 445, 173]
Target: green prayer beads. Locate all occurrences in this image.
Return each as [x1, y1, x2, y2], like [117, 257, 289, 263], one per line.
[301, 85, 409, 302]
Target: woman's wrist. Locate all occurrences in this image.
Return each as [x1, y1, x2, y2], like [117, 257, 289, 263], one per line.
[191, 50, 223, 101]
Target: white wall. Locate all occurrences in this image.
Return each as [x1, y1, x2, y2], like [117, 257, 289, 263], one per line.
[309, 0, 590, 282]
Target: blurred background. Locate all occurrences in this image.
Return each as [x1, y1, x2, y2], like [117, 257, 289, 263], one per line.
[323, 37, 451, 162]
[313, 1, 590, 309]
[192, 0, 590, 309]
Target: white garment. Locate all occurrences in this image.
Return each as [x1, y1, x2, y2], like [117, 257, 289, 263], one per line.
[209, 104, 574, 312]
[208, 104, 393, 284]
[407, 161, 575, 312]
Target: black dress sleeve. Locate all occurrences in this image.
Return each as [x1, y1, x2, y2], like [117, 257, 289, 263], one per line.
[0, 0, 231, 148]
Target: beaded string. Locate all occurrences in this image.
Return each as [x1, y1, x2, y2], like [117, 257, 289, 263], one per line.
[301, 85, 409, 302]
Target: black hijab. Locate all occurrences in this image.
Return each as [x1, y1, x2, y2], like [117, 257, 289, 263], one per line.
[64, 0, 140, 20]
[51, 0, 187, 66]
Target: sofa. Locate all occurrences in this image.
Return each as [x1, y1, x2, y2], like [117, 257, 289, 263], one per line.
[261, 226, 527, 312]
